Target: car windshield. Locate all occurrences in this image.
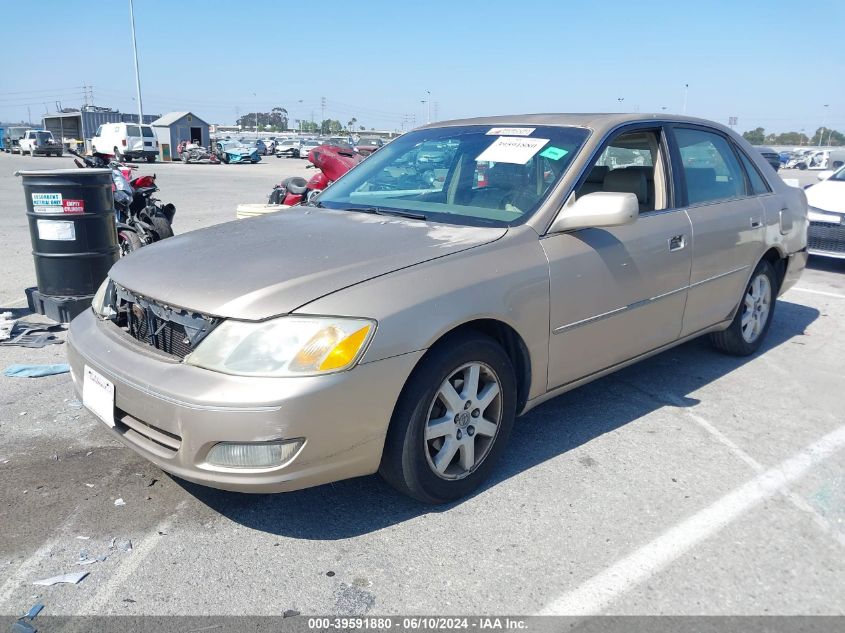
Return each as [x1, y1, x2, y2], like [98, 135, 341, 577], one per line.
[317, 124, 589, 226]
[126, 125, 140, 136]
[831, 166, 845, 182]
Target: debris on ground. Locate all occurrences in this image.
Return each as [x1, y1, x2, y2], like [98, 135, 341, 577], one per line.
[116, 539, 133, 553]
[66, 399, 83, 409]
[76, 536, 90, 540]
[0, 312, 14, 341]
[3, 364, 70, 378]
[84, 483, 95, 488]
[0, 321, 65, 348]
[283, 610, 300, 618]
[23, 603, 44, 619]
[114, 498, 126, 507]
[32, 571, 89, 586]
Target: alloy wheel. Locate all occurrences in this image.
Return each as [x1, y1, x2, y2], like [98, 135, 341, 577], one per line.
[424, 362, 502, 480]
[741, 273, 772, 343]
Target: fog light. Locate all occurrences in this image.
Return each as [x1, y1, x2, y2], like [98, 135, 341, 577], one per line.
[206, 440, 304, 469]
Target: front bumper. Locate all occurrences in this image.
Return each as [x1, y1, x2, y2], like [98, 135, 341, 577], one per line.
[67, 309, 423, 493]
[808, 221, 845, 259]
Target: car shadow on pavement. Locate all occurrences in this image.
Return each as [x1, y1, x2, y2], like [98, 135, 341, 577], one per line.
[180, 300, 818, 540]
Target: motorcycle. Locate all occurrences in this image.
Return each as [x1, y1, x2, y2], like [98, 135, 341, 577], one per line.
[267, 144, 363, 206]
[177, 140, 219, 164]
[68, 148, 176, 255]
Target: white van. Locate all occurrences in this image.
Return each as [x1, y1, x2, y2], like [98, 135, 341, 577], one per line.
[92, 123, 158, 162]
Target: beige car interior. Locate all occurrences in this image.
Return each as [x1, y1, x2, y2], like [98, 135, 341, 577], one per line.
[576, 130, 667, 212]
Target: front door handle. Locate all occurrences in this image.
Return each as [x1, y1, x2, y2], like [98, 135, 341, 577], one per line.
[668, 234, 686, 252]
[750, 217, 762, 228]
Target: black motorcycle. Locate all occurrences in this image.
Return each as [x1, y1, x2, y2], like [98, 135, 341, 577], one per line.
[68, 149, 176, 255]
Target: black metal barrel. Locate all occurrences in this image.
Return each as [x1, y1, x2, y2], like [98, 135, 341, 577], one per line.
[19, 168, 119, 298]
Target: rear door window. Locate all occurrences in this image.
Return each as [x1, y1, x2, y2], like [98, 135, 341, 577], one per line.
[141, 126, 154, 138]
[126, 125, 140, 137]
[674, 128, 746, 205]
[735, 149, 771, 196]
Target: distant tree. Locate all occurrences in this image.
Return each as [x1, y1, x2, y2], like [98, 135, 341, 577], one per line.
[320, 119, 343, 135]
[269, 107, 288, 130]
[300, 121, 319, 133]
[359, 125, 365, 131]
[346, 117, 357, 132]
[742, 127, 766, 145]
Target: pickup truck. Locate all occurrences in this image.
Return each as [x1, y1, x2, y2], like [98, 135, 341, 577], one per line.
[19, 129, 63, 157]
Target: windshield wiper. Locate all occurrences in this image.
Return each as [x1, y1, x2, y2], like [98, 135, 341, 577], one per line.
[349, 206, 427, 220]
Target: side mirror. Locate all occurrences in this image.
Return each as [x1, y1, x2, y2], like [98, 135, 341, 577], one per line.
[549, 191, 639, 233]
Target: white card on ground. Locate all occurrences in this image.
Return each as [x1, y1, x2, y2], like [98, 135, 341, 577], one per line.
[476, 137, 549, 165]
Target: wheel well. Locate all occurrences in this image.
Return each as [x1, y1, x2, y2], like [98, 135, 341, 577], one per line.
[428, 319, 531, 413]
[761, 247, 787, 291]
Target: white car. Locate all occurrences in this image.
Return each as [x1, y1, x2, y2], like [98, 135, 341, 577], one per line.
[274, 138, 302, 158]
[92, 123, 158, 162]
[806, 164, 845, 258]
[298, 139, 320, 159]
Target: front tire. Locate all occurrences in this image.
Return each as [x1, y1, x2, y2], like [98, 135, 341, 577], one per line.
[379, 333, 517, 503]
[710, 259, 777, 356]
[149, 215, 173, 241]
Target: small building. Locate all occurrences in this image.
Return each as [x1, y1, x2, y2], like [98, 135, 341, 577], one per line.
[151, 112, 209, 155]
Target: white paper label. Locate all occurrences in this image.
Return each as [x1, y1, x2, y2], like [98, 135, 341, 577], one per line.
[476, 137, 549, 165]
[36, 219, 76, 241]
[486, 127, 536, 136]
[32, 192, 62, 207]
[83, 366, 115, 428]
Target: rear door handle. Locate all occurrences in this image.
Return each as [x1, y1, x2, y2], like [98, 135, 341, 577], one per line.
[750, 217, 762, 228]
[668, 234, 686, 252]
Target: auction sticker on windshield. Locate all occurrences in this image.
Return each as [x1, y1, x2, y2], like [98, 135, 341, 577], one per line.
[83, 366, 115, 427]
[476, 137, 549, 164]
[486, 127, 535, 136]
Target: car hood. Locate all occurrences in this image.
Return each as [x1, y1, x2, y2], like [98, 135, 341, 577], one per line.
[109, 207, 507, 320]
[806, 180, 845, 213]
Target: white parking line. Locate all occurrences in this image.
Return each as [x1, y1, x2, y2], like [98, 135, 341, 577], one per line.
[682, 409, 845, 549]
[72, 501, 186, 618]
[788, 286, 845, 299]
[538, 422, 845, 616]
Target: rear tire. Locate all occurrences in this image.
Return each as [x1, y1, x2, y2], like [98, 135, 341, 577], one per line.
[118, 230, 143, 256]
[150, 215, 173, 241]
[379, 333, 517, 503]
[146, 155, 156, 163]
[710, 259, 777, 356]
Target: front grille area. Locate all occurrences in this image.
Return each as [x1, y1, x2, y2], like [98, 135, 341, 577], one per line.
[126, 306, 192, 359]
[110, 284, 218, 360]
[809, 221, 845, 254]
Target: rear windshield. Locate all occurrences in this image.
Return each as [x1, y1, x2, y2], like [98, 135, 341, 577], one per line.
[35, 132, 53, 142]
[126, 125, 140, 136]
[141, 126, 154, 138]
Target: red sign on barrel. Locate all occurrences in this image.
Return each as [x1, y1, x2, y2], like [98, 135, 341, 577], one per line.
[62, 199, 85, 214]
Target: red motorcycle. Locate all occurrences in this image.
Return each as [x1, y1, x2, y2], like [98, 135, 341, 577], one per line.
[268, 144, 363, 206]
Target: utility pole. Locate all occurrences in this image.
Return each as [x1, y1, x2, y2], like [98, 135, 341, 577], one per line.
[683, 83, 689, 114]
[819, 104, 829, 147]
[128, 0, 144, 124]
[425, 90, 431, 124]
[27, 106, 32, 126]
[320, 96, 326, 128]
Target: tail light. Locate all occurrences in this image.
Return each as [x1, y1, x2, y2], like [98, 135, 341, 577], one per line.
[122, 139, 127, 146]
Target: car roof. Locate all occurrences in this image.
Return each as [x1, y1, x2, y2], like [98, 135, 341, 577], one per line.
[421, 113, 735, 135]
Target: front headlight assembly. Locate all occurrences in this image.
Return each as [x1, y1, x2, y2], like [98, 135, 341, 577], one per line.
[91, 278, 115, 319]
[184, 316, 375, 377]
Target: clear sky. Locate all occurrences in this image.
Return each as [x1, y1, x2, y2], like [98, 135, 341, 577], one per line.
[1, 0, 842, 134]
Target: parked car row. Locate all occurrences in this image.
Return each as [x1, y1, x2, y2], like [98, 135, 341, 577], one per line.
[805, 163, 845, 259]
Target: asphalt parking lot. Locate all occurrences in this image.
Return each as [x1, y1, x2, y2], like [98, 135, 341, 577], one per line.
[0, 155, 843, 617]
